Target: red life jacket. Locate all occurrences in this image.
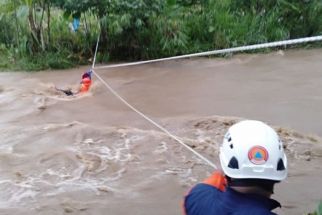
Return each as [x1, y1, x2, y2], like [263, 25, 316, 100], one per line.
[80, 77, 91, 93]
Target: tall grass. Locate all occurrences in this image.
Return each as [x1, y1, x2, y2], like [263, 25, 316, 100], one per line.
[1, 0, 322, 71]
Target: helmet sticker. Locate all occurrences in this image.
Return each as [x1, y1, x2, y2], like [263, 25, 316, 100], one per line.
[248, 146, 269, 165]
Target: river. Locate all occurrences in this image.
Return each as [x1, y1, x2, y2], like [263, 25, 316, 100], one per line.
[0, 49, 321, 214]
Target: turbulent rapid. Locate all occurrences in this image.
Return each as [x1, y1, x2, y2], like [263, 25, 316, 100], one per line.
[1, 49, 322, 215]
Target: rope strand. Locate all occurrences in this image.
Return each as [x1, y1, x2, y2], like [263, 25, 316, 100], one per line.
[90, 35, 322, 169]
[91, 34, 217, 169]
[94, 35, 322, 70]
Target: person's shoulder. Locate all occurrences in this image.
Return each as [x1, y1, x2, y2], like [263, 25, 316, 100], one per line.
[187, 183, 222, 196]
[184, 183, 223, 215]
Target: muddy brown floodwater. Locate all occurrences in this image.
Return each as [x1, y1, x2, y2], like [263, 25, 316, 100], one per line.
[0, 49, 322, 215]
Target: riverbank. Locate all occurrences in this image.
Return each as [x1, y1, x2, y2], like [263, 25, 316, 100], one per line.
[2, 0, 322, 71]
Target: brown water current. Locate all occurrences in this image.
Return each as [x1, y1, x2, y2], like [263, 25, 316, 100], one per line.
[0, 49, 322, 215]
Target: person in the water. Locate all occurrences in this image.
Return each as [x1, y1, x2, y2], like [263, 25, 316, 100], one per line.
[56, 70, 93, 96]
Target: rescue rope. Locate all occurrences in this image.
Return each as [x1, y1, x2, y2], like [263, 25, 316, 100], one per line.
[90, 35, 322, 169]
[90, 35, 217, 169]
[94, 35, 322, 70]
[92, 71, 217, 169]
[91, 34, 100, 70]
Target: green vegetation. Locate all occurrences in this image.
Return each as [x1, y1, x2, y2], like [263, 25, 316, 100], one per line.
[1, 0, 322, 71]
[307, 201, 322, 215]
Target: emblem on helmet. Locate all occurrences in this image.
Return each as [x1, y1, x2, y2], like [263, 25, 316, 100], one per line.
[248, 146, 269, 165]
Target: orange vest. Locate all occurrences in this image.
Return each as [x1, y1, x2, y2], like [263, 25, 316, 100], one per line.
[202, 171, 227, 192]
[80, 77, 91, 93]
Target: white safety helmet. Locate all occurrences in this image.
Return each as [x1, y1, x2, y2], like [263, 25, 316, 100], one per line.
[219, 120, 287, 181]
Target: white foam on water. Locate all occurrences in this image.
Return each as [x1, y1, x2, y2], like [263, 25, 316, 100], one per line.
[153, 141, 168, 154]
[195, 129, 210, 143]
[0, 180, 39, 208]
[0, 145, 13, 154]
[33, 82, 94, 102]
[42, 121, 84, 131]
[45, 92, 92, 101]
[0, 124, 181, 207]
[10, 189, 38, 205]
[83, 138, 95, 144]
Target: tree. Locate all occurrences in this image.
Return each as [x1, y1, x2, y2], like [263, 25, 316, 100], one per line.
[54, 0, 165, 60]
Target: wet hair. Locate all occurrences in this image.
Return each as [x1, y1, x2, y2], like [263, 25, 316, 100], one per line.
[226, 176, 279, 193]
[82, 70, 93, 79]
[82, 73, 90, 79]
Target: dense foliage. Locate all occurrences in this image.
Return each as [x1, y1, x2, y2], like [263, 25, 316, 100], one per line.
[1, 0, 322, 70]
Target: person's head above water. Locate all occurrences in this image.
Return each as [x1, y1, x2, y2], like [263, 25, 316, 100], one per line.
[220, 120, 287, 193]
[82, 70, 93, 79]
[79, 69, 93, 93]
